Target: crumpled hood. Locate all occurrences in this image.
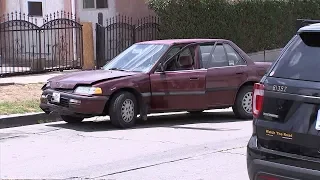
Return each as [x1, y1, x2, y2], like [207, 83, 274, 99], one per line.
[48, 70, 138, 89]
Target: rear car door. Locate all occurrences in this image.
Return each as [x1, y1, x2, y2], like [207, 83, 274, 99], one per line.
[255, 32, 320, 161]
[149, 46, 207, 111]
[201, 42, 247, 107]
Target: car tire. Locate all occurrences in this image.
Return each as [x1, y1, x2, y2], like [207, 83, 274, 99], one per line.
[109, 92, 138, 129]
[60, 115, 84, 123]
[232, 85, 253, 119]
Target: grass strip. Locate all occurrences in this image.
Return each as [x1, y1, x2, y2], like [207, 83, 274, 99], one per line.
[0, 99, 41, 115]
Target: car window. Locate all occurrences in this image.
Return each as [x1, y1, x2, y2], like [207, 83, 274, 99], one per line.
[224, 44, 246, 66]
[165, 47, 181, 60]
[207, 44, 229, 68]
[269, 32, 320, 82]
[199, 45, 214, 68]
[103, 44, 169, 72]
[165, 48, 194, 71]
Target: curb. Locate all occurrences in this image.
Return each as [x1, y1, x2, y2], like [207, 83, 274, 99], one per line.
[0, 82, 45, 86]
[0, 82, 15, 86]
[0, 112, 61, 129]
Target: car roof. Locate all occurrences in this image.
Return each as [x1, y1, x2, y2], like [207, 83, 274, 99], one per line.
[298, 23, 320, 33]
[137, 39, 230, 45]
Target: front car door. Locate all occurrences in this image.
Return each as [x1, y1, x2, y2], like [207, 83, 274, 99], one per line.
[149, 45, 207, 112]
[200, 42, 248, 108]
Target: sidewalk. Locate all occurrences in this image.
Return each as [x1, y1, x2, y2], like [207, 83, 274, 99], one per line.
[0, 70, 80, 85]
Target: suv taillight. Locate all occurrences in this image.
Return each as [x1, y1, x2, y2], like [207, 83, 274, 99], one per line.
[253, 83, 264, 119]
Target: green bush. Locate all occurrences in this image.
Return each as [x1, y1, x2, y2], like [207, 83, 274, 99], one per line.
[148, 0, 320, 53]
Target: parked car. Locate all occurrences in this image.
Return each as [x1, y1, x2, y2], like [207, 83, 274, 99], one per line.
[247, 19, 320, 180]
[40, 39, 271, 128]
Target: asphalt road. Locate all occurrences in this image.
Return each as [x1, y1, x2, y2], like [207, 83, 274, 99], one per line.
[0, 108, 252, 180]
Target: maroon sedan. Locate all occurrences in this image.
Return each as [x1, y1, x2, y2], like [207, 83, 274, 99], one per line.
[40, 39, 271, 128]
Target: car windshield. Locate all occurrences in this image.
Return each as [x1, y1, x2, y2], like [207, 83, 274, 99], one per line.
[269, 32, 320, 82]
[103, 44, 169, 72]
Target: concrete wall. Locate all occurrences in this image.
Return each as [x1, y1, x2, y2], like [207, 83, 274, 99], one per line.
[248, 48, 283, 62]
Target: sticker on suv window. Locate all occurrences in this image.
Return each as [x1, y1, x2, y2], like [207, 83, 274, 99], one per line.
[315, 109, 320, 130]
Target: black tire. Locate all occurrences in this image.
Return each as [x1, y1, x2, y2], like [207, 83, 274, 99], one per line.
[109, 92, 138, 129]
[61, 115, 84, 123]
[232, 85, 253, 119]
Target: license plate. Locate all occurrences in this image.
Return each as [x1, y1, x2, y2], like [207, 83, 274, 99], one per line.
[316, 109, 320, 130]
[51, 92, 61, 103]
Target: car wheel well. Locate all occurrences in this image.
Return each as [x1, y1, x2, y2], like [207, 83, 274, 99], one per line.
[103, 88, 141, 115]
[240, 81, 256, 89]
[234, 81, 256, 101]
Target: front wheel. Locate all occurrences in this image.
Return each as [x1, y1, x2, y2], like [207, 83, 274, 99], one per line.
[232, 85, 253, 119]
[60, 115, 84, 123]
[109, 92, 138, 129]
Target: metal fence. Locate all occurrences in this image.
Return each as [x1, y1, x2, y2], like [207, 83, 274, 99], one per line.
[96, 15, 160, 68]
[0, 11, 83, 77]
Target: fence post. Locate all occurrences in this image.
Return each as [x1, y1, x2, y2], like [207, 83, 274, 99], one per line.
[81, 22, 95, 70]
[96, 23, 105, 69]
[98, 12, 103, 26]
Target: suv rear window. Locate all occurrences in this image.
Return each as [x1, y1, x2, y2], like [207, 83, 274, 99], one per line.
[269, 32, 320, 82]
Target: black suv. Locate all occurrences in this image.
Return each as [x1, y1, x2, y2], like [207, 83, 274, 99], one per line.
[247, 19, 320, 180]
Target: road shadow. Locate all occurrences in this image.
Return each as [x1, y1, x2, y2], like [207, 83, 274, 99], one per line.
[47, 111, 252, 132]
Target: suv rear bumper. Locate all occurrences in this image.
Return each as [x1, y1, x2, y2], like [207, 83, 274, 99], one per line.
[247, 135, 320, 180]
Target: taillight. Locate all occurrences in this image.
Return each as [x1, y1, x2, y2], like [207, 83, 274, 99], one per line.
[252, 83, 264, 119]
[256, 174, 280, 180]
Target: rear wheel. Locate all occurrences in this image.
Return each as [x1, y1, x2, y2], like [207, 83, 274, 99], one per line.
[233, 85, 253, 119]
[109, 92, 138, 129]
[60, 115, 84, 123]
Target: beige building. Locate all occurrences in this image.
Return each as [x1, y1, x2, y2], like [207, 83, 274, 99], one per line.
[0, 0, 155, 24]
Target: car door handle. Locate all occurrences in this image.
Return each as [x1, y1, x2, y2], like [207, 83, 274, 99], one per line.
[236, 72, 244, 75]
[190, 77, 199, 80]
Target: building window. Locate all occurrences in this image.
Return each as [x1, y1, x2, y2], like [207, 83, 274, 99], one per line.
[83, 0, 108, 9]
[28, 1, 43, 16]
[83, 0, 95, 9]
[96, 0, 108, 9]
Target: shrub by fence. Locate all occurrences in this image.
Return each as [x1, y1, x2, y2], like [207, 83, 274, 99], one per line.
[148, 0, 320, 53]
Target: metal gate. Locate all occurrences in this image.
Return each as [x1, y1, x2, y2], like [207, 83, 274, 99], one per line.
[0, 11, 83, 77]
[96, 15, 160, 68]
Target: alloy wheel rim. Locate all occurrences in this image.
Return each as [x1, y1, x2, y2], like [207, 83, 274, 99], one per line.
[242, 92, 253, 114]
[121, 99, 135, 123]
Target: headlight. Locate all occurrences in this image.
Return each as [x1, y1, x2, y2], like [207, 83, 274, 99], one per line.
[74, 86, 103, 95]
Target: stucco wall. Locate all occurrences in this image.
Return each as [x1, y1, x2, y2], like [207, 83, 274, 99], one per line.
[76, 0, 155, 63]
[5, 0, 69, 26]
[115, 0, 155, 23]
[77, 0, 116, 26]
[0, 0, 6, 15]
[76, 0, 117, 62]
